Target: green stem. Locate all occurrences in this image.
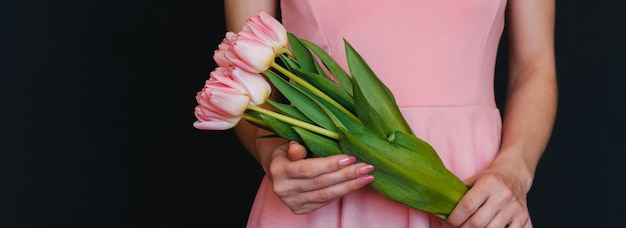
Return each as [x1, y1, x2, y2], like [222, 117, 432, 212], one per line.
[283, 49, 294, 58]
[269, 62, 359, 122]
[247, 104, 339, 140]
[242, 114, 269, 128]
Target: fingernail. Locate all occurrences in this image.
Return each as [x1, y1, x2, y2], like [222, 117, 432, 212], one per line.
[289, 141, 298, 147]
[356, 165, 374, 175]
[357, 175, 375, 186]
[338, 156, 355, 167]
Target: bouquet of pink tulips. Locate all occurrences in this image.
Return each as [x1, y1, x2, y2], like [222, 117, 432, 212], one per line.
[193, 10, 468, 219]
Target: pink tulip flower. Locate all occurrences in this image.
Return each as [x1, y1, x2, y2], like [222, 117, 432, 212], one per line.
[193, 70, 251, 130]
[213, 32, 237, 68]
[225, 33, 275, 74]
[229, 66, 271, 105]
[241, 10, 288, 55]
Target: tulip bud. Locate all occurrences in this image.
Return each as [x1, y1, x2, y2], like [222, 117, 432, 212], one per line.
[229, 66, 271, 105]
[193, 68, 251, 130]
[242, 10, 288, 55]
[225, 34, 275, 73]
[213, 32, 237, 68]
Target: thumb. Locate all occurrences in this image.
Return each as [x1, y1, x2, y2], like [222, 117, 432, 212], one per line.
[287, 141, 308, 161]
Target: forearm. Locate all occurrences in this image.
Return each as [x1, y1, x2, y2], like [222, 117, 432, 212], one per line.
[233, 110, 288, 173]
[489, 0, 557, 193]
[224, 0, 282, 169]
[492, 66, 557, 192]
[224, 0, 278, 32]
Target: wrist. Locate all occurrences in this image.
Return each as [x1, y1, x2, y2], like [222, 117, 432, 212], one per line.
[490, 148, 536, 193]
[255, 136, 289, 176]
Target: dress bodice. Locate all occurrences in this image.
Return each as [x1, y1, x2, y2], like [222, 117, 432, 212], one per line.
[282, 0, 507, 108]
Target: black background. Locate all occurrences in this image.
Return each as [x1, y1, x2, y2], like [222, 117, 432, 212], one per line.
[2, 1, 625, 227]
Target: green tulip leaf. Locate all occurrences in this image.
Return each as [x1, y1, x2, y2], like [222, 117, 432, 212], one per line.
[288, 33, 316, 72]
[291, 67, 355, 113]
[266, 99, 314, 124]
[260, 114, 302, 143]
[277, 54, 298, 71]
[344, 39, 413, 135]
[337, 128, 467, 216]
[289, 81, 369, 136]
[255, 133, 281, 139]
[352, 77, 386, 137]
[266, 70, 336, 132]
[300, 39, 354, 96]
[312, 55, 329, 79]
[293, 126, 342, 157]
[391, 131, 446, 167]
[242, 110, 274, 132]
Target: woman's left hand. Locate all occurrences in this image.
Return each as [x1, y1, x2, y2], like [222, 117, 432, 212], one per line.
[445, 166, 530, 228]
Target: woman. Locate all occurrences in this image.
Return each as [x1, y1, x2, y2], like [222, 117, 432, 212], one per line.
[224, 0, 557, 227]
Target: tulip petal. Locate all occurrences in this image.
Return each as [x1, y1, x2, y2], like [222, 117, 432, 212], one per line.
[230, 67, 271, 105]
[206, 86, 250, 116]
[227, 37, 275, 73]
[213, 32, 237, 68]
[193, 119, 238, 130]
[242, 10, 288, 54]
[193, 106, 240, 130]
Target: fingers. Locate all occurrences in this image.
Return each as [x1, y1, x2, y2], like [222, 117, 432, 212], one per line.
[278, 141, 364, 179]
[447, 186, 490, 227]
[282, 174, 375, 215]
[503, 216, 529, 228]
[269, 141, 376, 214]
[446, 173, 529, 228]
[303, 162, 375, 192]
[287, 141, 308, 161]
[273, 158, 374, 193]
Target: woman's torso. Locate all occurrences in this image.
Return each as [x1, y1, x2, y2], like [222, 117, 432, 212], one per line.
[246, 1, 523, 227]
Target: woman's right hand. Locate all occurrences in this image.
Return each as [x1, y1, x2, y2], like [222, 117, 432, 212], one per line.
[267, 141, 375, 214]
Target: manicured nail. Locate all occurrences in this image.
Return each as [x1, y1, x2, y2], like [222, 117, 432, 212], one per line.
[338, 156, 356, 167]
[356, 165, 374, 175]
[357, 175, 375, 186]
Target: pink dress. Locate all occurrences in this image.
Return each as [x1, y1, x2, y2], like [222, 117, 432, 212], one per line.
[247, 0, 529, 227]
